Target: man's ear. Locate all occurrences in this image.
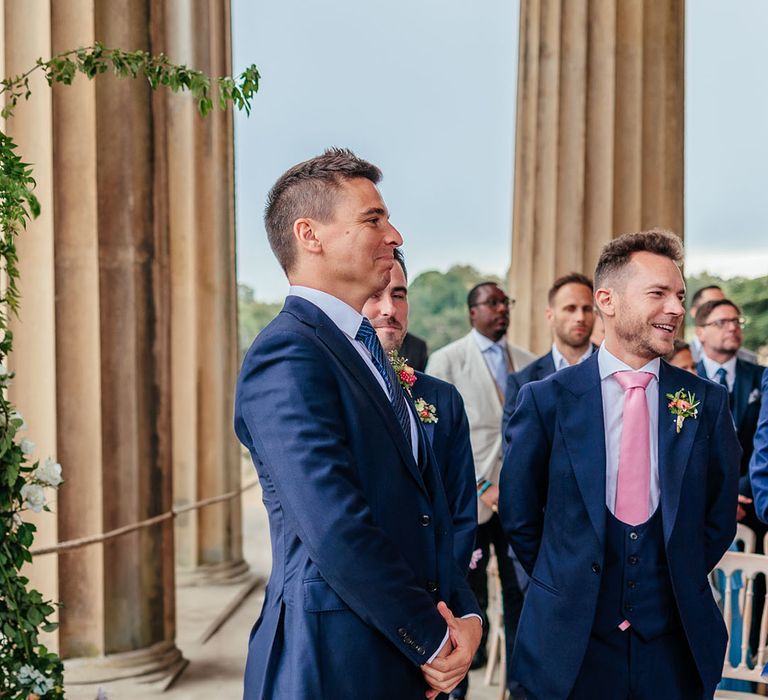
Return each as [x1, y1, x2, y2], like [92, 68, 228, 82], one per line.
[594, 287, 615, 319]
[544, 306, 554, 324]
[294, 218, 322, 254]
[695, 324, 705, 342]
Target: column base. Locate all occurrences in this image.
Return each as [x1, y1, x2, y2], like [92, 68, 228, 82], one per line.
[64, 639, 187, 690]
[176, 557, 251, 587]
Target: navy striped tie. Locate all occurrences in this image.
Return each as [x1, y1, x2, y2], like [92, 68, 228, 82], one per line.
[356, 318, 413, 450]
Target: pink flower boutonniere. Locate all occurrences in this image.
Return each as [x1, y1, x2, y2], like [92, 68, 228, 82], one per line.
[388, 350, 439, 424]
[414, 397, 438, 424]
[388, 350, 417, 395]
[666, 388, 700, 434]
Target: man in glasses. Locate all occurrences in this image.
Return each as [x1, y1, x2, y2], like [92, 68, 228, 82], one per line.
[696, 299, 764, 528]
[427, 282, 535, 699]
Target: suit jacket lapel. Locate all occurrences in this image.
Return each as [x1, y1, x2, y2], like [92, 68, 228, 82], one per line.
[539, 353, 556, 379]
[285, 298, 427, 494]
[657, 362, 700, 544]
[558, 355, 607, 547]
[732, 360, 751, 427]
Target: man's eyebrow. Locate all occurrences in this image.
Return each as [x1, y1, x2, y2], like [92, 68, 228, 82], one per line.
[359, 207, 387, 219]
[392, 286, 408, 295]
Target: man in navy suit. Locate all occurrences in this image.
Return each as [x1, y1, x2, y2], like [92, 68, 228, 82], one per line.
[502, 272, 596, 438]
[362, 248, 477, 573]
[499, 229, 739, 699]
[235, 149, 481, 699]
[749, 369, 768, 521]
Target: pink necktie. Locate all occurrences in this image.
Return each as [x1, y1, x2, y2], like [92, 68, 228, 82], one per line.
[612, 371, 654, 526]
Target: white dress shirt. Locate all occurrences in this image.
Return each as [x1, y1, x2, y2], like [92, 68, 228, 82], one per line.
[551, 343, 594, 371]
[288, 286, 418, 460]
[700, 353, 737, 392]
[598, 345, 661, 519]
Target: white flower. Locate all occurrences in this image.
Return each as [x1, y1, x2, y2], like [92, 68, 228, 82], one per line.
[16, 664, 54, 695]
[35, 458, 63, 487]
[0, 364, 7, 377]
[20, 438, 35, 455]
[20, 483, 46, 512]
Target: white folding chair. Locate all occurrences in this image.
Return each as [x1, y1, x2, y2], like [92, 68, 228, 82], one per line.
[483, 553, 507, 700]
[713, 549, 768, 698]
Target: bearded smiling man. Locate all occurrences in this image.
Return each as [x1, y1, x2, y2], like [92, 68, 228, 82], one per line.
[500, 229, 739, 700]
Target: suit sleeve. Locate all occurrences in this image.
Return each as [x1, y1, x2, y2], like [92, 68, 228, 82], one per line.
[501, 373, 523, 448]
[444, 388, 478, 574]
[237, 331, 447, 664]
[499, 383, 551, 575]
[704, 383, 741, 572]
[750, 369, 768, 523]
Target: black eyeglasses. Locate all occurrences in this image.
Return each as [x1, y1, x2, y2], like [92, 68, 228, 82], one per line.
[470, 297, 515, 310]
[699, 317, 746, 330]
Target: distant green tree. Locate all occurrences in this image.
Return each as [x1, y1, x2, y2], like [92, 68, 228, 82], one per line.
[408, 265, 502, 352]
[686, 272, 768, 353]
[238, 284, 280, 357]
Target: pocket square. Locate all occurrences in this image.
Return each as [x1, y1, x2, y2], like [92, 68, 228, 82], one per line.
[749, 388, 761, 405]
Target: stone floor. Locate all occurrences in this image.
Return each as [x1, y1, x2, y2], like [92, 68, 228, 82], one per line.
[65, 476, 504, 700]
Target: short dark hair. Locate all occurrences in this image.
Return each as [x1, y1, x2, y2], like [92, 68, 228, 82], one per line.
[665, 339, 690, 362]
[467, 281, 500, 309]
[690, 285, 722, 310]
[264, 147, 382, 273]
[547, 272, 593, 305]
[695, 298, 741, 326]
[594, 229, 683, 289]
[393, 247, 408, 282]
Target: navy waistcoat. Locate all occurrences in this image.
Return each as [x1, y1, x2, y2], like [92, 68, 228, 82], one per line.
[592, 507, 681, 641]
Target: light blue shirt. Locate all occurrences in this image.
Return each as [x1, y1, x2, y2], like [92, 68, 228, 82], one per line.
[551, 343, 594, 372]
[471, 328, 508, 392]
[598, 344, 660, 518]
[701, 353, 737, 392]
[288, 286, 418, 460]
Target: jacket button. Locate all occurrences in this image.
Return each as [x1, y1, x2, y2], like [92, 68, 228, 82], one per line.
[628, 580, 637, 589]
[420, 514, 431, 526]
[629, 531, 638, 541]
[426, 580, 438, 593]
[398, 627, 407, 638]
[591, 562, 601, 574]
[624, 603, 633, 612]
[417, 646, 426, 656]
[628, 555, 639, 565]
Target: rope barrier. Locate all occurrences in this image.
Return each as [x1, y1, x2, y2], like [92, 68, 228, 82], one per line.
[29, 478, 260, 556]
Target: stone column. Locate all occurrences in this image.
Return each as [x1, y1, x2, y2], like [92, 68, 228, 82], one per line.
[3, 0, 59, 642]
[508, 0, 685, 355]
[54, 0, 184, 685]
[165, 1, 246, 585]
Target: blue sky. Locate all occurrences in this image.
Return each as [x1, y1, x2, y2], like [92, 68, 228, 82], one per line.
[232, 0, 768, 301]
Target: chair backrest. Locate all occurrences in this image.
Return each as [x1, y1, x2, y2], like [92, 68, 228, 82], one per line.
[715, 550, 768, 686]
[737, 524, 757, 554]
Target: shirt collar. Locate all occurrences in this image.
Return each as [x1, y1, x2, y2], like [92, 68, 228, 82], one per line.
[288, 285, 365, 340]
[701, 352, 737, 380]
[471, 328, 506, 353]
[551, 342, 594, 371]
[597, 343, 660, 381]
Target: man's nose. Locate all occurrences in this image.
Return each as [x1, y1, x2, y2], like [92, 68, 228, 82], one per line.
[387, 223, 403, 247]
[667, 296, 685, 316]
[380, 296, 396, 316]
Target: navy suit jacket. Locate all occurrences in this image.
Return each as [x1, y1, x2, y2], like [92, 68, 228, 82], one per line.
[697, 357, 764, 492]
[413, 372, 477, 572]
[749, 368, 768, 521]
[502, 351, 556, 443]
[499, 353, 739, 699]
[234, 296, 479, 699]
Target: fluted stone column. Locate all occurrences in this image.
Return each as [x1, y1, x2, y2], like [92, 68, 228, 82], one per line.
[508, 0, 685, 355]
[3, 0, 59, 645]
[165, 1, 246, 585]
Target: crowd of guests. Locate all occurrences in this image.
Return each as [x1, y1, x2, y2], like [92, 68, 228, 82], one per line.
[236, 148, 764, 699]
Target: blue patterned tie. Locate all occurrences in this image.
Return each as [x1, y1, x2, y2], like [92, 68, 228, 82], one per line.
[716, 367, 729, 389]
[356, 319, 413, 450]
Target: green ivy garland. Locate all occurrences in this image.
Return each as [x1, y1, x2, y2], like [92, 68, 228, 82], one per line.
[0, 43, 259, 699]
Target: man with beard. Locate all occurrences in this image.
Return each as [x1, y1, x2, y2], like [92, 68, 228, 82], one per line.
[427, 282, 535, 699]
[362, 248, 478, 573]
[500, 229, 739, 699]
[502, 273, 596, 436]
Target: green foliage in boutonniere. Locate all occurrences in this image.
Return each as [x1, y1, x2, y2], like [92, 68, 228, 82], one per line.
[388, 350, 417, 395]
[414, 397, 438, 424]
[666, 388, 700, 434]
[388, 350, 439, 423]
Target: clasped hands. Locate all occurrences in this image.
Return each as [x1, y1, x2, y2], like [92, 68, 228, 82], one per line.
[420, 601, 483, 699]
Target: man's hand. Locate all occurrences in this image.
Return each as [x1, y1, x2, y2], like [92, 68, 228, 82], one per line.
[479, 483, 499, 512]
[420, 602, 482, 698]
[737, 494, 753, 522]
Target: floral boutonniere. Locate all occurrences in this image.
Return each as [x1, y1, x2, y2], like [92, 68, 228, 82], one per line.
[666, 388, 700, 434]
[388, 350, 417, 395]
[414, 397, 438, 424]
[388, 350, 439, 424]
